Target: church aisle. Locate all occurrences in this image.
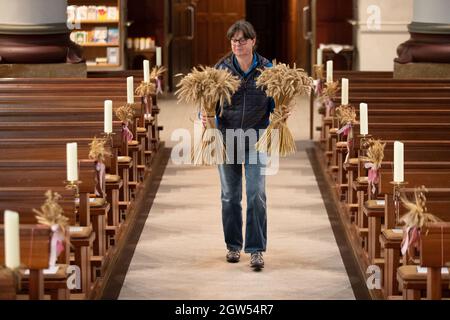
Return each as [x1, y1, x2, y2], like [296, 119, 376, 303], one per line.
[118, 97, 355, 300]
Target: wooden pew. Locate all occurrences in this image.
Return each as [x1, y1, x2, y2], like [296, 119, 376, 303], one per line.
[397, 222, 450, 300]
[0, 76, 164, 299]
[381, 189, 450, 298]
[0, 161, 99, 297]
[0, 224, 60, 300]
[0, 139, 121, 244]
[420, 222, 450, 299]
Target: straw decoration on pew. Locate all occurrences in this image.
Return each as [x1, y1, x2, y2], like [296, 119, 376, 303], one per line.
[175, 66, 240, 165]
[151, 66, 167, 95]
[135, 66, 167, 97]
[399, 186, 441, 262]
[115, 104, 135, 142]
[361, 139, 386, 195]
[89, 137, 111, 197]
[33, 190, 69, 268]
[312, 65, 324, 102]
[318, 80, 339, 116]
[313, 64, 324, 82]
[335, 105, 356, 163]
[255, 62, 313, 156]
[135, 80, 156, 97]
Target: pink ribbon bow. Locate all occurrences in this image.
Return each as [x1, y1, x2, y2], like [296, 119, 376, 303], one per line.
[122, 123, 134, 142]
[155, 77, 163, 95]
[337, 123, 352, 136]
[49, 224, 65, 268]
[401, 226, 421, 257]
[95, 161, 106, 197]
[325, 98, 335, 117]
[314, 79, 323, 96]
[365, 162, 379, 194]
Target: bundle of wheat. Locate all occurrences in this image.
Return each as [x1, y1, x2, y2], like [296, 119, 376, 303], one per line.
[399, 186, 441, 261]
[255, 62, 313, 156]
[175, 66, 240, 165]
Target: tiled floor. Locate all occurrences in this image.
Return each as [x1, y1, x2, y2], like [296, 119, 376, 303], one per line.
[118, 95, 355, 299]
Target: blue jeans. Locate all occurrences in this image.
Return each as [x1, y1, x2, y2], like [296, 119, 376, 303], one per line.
[218, 144, 267, 254]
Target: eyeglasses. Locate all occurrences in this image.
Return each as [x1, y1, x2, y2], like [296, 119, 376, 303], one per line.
[231, 38, 249, 45]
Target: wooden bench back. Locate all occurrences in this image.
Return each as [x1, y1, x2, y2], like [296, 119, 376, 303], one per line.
[0, 188, 77, 225]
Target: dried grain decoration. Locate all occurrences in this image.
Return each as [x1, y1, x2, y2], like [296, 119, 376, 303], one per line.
[175, 66, 240, 165]
[399, 186, 441, 260]
[88, 137, 111, 163]
[255, 62, 313, 156]
[361, 139, 386, 169]
[34, 190, 69, 233]
[335, 104, 356, 126]
[115, 103, 135, 124]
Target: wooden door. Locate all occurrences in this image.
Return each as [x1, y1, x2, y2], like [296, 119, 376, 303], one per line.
[170, 0, 197, 90]
[194, 0, 245, 66]
[247, 0, 310, 71]
[312, 0, 353, 69]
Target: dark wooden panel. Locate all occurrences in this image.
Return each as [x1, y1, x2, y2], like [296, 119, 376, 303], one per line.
[193, 0, 245, 66]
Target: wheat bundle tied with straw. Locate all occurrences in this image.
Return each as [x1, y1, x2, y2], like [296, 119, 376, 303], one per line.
[89, 137, 111, 197]
[400, 186, 441, 230]
[135, 66, 167, 97]
[399, 186, 441, 260]
[361, 139, 386, 169]
[335, 104, 356, 126]
[115, 103, 135, 124]
[135, 80, 156, 97]
[33, 190, 70, 267]
[175, 66, 240, 165]
[255, 62, 313, 156]
[150, 65, 166, 79]
[361, 139, 386, 194]
[317, 80, 339, 105]
[34, 190, 69, 231]
[89, 137, 111, 163]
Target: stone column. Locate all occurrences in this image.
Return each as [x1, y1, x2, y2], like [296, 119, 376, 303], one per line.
[0, 0, 83, 64]
[395, 0, 450, 67]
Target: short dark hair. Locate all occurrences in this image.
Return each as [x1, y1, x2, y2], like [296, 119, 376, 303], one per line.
[226, 20, 257, 40]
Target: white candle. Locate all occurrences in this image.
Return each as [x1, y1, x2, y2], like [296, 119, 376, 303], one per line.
[317, 48, 323, 65]
[4, 210, 20, 269]
[359, 103, 368, 135]
[143, 60, 150, 83]
[156, 46, 162, 66]
[394, 141, 404, 183]
[127, 76, 134, 104]
[66, 142, 78, 181]
[326, 60, 333, 83]
[104, 100, 113, 133]
[341, 78, 349, 105]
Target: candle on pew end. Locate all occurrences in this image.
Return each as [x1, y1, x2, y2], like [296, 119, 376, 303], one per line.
[4, 210, 20, 269]
[156, 46, 162, 67]
[359, 103, 368, 135]
[317, 48, 322, 65]
[127, 76, 134, 104]
[66, 142, 78, 181]
[394, 141, 404, 183]
[104, 100, 113, 133]
[341, 78, 349, 105]
[326, 60, 333, 83]
[143, 60, 150, 83]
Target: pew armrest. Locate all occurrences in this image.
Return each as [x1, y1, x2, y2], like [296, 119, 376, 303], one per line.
[70, 225, 93, 239]
[363, 199, 385, 218]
